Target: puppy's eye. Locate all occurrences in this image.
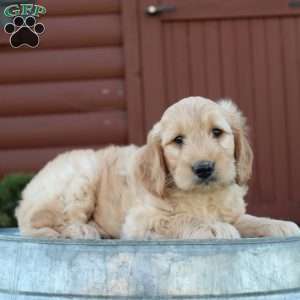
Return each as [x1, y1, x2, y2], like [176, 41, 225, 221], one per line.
[212, 128, 223, 138]
[173, 135, 184, 145]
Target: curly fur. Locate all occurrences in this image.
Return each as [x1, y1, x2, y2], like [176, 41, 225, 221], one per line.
[16, 97, 300, 239]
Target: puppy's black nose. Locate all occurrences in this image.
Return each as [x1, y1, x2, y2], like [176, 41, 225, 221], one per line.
[192, 160, 215, 179]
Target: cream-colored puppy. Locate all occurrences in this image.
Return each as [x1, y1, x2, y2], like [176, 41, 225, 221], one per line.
[16, 97, 300, 239]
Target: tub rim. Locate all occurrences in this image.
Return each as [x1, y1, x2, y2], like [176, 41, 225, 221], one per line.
[0, 227, 300, 247]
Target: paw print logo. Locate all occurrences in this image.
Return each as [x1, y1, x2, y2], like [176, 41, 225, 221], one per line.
[4, 16, 45, 48]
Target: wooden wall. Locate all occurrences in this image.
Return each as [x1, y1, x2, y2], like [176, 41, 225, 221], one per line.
[0, 0, 300, 221]
[0, 0, 133, 176]
[1, 0, 300, 222]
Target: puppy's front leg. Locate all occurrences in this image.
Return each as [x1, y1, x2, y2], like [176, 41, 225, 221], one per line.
[122, 208, 240, 240]
[234, 214, 300, 238]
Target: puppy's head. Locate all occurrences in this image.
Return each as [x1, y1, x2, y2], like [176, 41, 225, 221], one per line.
[136, 97, 253, 196]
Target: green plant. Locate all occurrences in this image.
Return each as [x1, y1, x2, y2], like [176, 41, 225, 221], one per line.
[0, 173, 34, 227]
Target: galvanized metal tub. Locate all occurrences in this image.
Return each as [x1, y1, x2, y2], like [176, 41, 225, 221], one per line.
[0, 228, 300, 300]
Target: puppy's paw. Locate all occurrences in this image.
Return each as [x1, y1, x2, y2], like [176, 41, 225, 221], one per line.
[189, 223, 240, 239]
[62, 223, 101, 240]
[22, 227, 60, 239]
[257, 220, 300, 238]
[211, 223, 241, 239]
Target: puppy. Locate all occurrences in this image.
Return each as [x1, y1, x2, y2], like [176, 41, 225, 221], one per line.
[16, 97, 300, 239]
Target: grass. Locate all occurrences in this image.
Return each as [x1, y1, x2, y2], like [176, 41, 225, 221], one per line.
[0, 173, 34, 227]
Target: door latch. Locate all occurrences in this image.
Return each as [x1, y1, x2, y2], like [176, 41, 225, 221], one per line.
[145, 4, 176, 16]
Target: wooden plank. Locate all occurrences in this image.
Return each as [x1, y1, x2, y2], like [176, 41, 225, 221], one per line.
[220, 20, 238, 100]
[164, 23, 177, 103]
[171, 22, 191, 101]
[265, 18, 290, 207]
[293, 17, 300, 208]
[38, 15, 122, 48]
[160, 0, 300, 21]
[235, 20, 255, 124]
[140, 0, 166, 132]
[164, 22, 190, 104]
[235, 19, 258, 207]
[0, 145, 105, 176]
[39, 0, 121, 16]
[0, 111, 127, 149]
[0, 12, 122, 48]
[281, 18, 300, 206]
[189, 22, 207, 97]
[204, 21, 223, 99]
[0, 79, 125, 116]
[0, 48, 124, 83]
[121, 0, 145, 145]
[250, 19, 275, 204]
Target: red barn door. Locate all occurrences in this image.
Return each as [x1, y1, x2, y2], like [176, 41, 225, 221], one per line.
[139, 0, 300, 221]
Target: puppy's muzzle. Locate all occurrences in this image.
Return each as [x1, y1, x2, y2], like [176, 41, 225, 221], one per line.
[192, 160, 215, 180]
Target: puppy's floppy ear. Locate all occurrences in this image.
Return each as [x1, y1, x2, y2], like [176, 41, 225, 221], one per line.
[135, 123, 167, 197]
[218, 100, 253, 185]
